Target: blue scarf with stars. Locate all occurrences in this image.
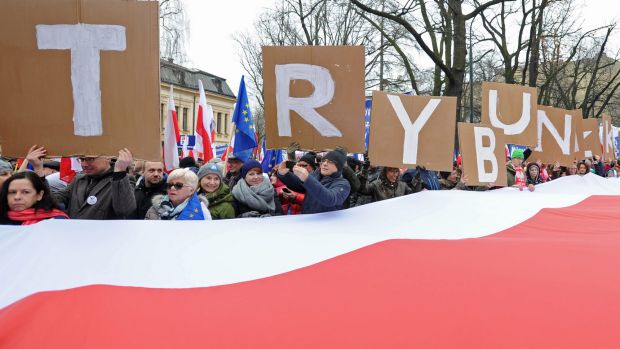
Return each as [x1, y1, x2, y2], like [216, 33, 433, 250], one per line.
[176, 193, 206, 220]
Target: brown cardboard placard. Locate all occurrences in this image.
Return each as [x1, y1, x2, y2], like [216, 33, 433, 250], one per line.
[481, 82, 537, 147]
[602, 114, 617, 162]
[262, 46, 365, 153]
[0, 0, 161, 160]
[577, 118, 601, 160]
[368, 91, 456, 171]
[530, 106, 579, 166]
[458, 123, 507, 187]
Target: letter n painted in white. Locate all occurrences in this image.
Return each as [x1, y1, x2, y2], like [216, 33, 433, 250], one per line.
[534, 110, 572, 155]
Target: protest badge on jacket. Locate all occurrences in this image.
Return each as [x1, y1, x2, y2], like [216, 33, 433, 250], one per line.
[368, 91, 456, 172]
[458, 122, 508, 187]
[481, 82, 537, 148]
[530, 106, 579, 166]
[262, 46, 366, 153]
[577, 117, 602, 160]
[0, 0, 161, 160]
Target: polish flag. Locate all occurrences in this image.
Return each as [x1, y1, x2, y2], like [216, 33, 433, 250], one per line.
[59, 157, 82, 183]
[220, 133, 234, 161]
[194, 80, 215, 162]
[163, 85, 180, 171]
[180, 136, 195, 159]
[2, 175, 620, 347]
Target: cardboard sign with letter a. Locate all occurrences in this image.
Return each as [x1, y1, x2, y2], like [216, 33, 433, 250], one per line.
[458, 123, 507, 187]
[481, 82, 537, 147]
[262, 46, 365, 152]
[368, 91, 456, 171]
[0, 0, 160, 160]
[602, 114, 617, 162]
[577, 118, 601, 160]
[530, 106, 579, 166]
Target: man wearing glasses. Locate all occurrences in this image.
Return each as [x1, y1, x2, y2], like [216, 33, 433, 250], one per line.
[53, 148, 136, 219]
[277, 149, 350, 214]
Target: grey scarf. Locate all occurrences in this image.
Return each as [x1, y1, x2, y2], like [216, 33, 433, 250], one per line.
[156, 195, 189, 220]
[231, 176, 276, 213]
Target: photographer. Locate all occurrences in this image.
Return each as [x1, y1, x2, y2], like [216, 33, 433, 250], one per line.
[277, 150, 350, 214]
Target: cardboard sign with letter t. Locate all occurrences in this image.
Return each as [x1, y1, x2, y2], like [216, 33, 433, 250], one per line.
[0, 0, 161, 160]
[262, 46, 366, 152]
[368, 91, 456, 171]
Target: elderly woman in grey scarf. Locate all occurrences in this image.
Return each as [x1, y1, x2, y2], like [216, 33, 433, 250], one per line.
[145, 168, 211, 220]
[231, 160, 282, 218]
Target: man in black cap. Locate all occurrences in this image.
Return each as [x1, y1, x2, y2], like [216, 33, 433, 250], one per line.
[224, 154, 244, 189]
[277, 149, 350, 214]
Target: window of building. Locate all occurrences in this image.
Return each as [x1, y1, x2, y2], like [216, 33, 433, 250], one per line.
[183, 107, 188, 131]
[224, 114, 229, 135]
[217, 112, 222, 134]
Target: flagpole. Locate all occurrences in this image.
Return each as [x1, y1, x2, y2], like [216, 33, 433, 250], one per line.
[223, 123, 236, 176]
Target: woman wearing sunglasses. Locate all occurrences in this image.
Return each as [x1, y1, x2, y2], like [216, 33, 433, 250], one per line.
[145, 168, 211, 220]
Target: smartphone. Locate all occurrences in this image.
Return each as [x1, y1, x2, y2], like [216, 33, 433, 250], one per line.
[285, 160, 296, 170]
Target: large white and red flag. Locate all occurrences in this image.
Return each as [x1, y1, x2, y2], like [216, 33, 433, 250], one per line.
[59, 157, 82, 183]
[194, 80, 215, 162]
[163, 85, 180, 171]
[2, 174, 620, 347]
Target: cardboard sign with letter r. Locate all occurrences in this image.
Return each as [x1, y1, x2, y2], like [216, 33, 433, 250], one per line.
[0, 0, 160, 160]
[368, 91, 456, 171]
[262, 46, 366, 152]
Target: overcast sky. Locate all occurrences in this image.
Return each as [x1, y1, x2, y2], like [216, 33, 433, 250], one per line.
[182, 0, 619, 95]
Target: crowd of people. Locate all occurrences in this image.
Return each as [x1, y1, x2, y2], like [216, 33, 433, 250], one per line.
[0, 144, 618, 225]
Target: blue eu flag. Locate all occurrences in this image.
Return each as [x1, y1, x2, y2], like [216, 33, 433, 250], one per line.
[232, 76, 258, 155]
[177, 193, 207, 220]
[261, 139, 284, 173]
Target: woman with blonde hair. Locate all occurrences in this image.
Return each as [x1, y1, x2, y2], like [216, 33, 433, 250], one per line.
[145, 168, 211, 220]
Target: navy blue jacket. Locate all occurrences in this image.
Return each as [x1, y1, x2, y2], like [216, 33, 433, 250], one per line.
[278, 170, 351, 214]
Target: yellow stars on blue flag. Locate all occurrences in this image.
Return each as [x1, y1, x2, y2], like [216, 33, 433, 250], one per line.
[231, 75, 257, 156]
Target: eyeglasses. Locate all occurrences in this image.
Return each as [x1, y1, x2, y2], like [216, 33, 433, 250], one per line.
[78, 156, 99, 162]
[166, 182, 188, 190]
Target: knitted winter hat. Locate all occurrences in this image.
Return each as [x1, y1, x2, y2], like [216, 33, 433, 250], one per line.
[197, 163, 223, 182]
[240, 159, 263, 178]
[322, 150, 347, 171]
[0, 160, 12, 173]
[298, 152, 317, 170]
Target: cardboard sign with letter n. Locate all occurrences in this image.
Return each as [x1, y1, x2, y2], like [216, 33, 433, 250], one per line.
[458, 123, 507, 187]
[0, 0, 160, 160]
[262, 46, 366, 152]
[368, 91, 456, 171]
[530, 106, 579, 166]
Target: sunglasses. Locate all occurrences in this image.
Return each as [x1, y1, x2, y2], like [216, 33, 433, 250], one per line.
[166, 182, 187, 190]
